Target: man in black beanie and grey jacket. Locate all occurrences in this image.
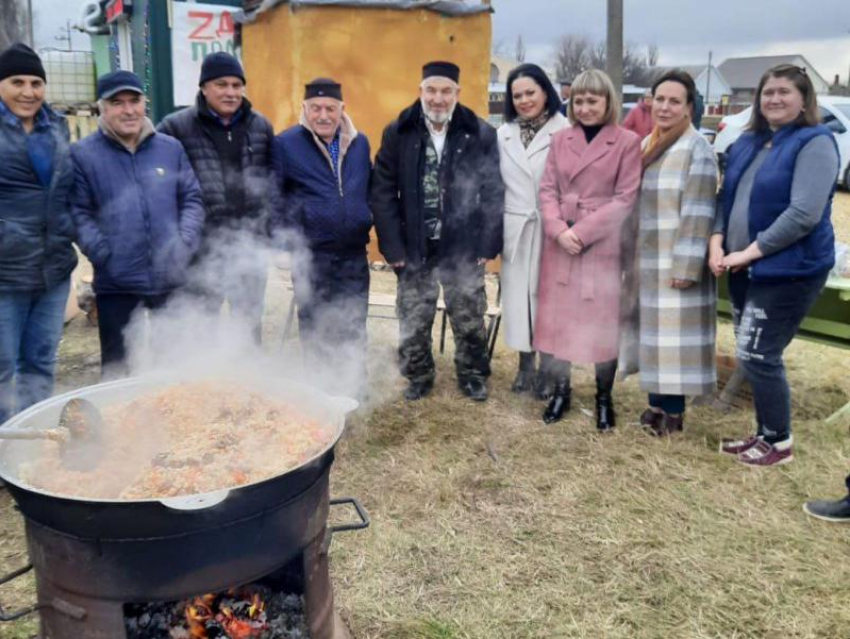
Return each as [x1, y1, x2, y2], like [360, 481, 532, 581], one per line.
[158, 52, 281, 343]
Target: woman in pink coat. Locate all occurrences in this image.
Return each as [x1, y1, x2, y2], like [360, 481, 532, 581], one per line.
[534, 69, 642, 428]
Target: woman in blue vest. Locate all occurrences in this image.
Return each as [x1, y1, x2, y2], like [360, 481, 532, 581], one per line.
[0, 44, 77, 425]
[709, 64, 839, 467]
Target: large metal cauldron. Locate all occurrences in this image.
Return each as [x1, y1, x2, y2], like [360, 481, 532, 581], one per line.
[0, 376, 365, 603]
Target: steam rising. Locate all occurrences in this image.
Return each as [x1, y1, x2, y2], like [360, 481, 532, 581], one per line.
[116, 224, 399, 411]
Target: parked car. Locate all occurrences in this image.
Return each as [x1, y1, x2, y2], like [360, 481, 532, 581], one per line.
[621, 101, 638, 119]
[713, 96, 850, 189]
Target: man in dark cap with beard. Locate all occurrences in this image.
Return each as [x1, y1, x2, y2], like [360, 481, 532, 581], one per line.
[158, 52, 280, 344]
[370, 61, 504, 402]
[272, 78, 373, 400]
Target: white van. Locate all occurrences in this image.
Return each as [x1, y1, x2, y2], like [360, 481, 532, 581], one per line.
[713, 96, 850, 189]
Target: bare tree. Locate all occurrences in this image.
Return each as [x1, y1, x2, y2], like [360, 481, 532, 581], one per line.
[646, 44, 660, 67]
[552, 34, 592, 81]
[491, 37, 510, 58]
[515, 34, 526, 63]
[553, 33, 661, 86]
[0, 0, 27, 51]
[589, 40, 607, 70]
[622, 44, 648, 85]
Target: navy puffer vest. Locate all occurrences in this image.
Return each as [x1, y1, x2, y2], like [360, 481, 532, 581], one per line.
[722, 123, 837, 280]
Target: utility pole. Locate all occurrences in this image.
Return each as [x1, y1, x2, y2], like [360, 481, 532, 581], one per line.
[55, 20, 72, 50]
[706, 50, 712, 110]
[606, 0, 623, 107]
[26, 0, 34, 47]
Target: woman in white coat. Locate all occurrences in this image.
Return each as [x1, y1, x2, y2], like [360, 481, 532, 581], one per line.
[497, 64, 569, 396]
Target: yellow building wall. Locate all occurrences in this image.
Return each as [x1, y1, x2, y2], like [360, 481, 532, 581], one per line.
[241, 4, 493, 264]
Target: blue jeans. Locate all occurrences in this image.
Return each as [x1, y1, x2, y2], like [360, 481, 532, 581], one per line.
[728, 270, 827, 443]
[0, 278, 70, 424]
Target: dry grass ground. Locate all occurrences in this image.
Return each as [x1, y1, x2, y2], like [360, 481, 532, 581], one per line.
[1, 193, 849, 639]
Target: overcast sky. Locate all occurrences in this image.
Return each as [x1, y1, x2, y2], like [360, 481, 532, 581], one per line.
[491, 0, 850, 83]
[30, 0, 850, 83]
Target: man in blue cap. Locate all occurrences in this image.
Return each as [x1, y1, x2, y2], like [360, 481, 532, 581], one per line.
[70, 70, 205, 377]
[158, 52, 280, 344]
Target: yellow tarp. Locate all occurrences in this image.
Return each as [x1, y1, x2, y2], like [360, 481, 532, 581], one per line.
[242, 4, 492, 263]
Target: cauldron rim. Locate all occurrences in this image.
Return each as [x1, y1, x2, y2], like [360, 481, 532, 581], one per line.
[0, 375, 355, 507]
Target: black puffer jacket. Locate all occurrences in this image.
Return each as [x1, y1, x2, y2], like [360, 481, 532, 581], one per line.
[370, 100, 504, 265]
[157, 94, 281, 237]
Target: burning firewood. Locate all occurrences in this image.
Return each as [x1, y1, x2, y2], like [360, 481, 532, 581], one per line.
[126, 585, 308, 639]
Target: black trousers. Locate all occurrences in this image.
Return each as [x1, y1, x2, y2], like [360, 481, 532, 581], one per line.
[293, 251, 369, 397]
[396, 255, 490, 385]
[95, 292, 170, 378]
[549, 358, 617, 391]
[183, 232, 269, 345]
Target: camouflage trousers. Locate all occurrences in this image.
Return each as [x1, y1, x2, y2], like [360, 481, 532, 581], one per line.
[395, 257, 490, 385]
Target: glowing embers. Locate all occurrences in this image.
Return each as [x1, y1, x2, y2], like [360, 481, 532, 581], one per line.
[125, 585, 309, 639]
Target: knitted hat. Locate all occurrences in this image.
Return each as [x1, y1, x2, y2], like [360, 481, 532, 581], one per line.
[304, 78, 342, 101]
[0, 43, 46, 83]
[96, 70, 144, 100]
[199, 52, 245, 86]
[422, 61, 460, 84]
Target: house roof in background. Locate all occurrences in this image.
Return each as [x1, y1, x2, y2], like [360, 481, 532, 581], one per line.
[645, 65, 730, 88]
[718, 54, 827, 89]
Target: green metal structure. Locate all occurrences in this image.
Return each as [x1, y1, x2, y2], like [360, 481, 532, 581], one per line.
[108, 0, 241, 123]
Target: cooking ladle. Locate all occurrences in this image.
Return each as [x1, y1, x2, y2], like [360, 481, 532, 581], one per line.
[0, 397, 104, 470]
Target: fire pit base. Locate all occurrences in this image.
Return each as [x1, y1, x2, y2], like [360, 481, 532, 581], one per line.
[29, 527, 354, 639]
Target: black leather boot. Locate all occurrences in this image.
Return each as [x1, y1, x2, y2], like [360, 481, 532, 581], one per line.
[534, 353, 555, 401]
[595, 389, 616, 432]
[594, 361, 617, 432]
[542, 382, 571, 424]
[511, 352, 536, 393]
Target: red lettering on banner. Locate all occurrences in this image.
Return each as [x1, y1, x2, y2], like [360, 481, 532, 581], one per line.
[187, 11, 214, 41]
[216, 12, 235, 37]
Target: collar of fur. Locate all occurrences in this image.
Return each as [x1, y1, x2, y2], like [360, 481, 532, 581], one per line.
[301, 108, 358, 152]
[397, 98, 479, 135]
[299, 108, 359, 175]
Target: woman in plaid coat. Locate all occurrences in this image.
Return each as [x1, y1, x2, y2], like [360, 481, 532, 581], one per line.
[635, 70, 718, 436]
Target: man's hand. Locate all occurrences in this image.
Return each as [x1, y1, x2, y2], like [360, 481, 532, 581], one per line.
[557, 229, 583, 256]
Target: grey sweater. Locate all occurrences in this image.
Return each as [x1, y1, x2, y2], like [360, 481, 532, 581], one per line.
[714, 135, 838, 255]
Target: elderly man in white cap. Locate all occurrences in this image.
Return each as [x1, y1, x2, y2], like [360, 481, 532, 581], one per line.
[371, 61, 504, 402]
[272, 78, 373, 400]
